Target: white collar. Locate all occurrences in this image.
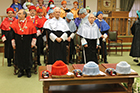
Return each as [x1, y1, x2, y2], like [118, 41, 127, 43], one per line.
[98, 19, 102, 22]
[20, 18, 26, 22]
[38, 16, 42, 19]
[30, 16, 35, 19]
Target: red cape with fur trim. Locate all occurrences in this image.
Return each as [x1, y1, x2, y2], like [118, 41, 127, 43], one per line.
[11, 19, 37, 35]
[0, 17, 16, 31]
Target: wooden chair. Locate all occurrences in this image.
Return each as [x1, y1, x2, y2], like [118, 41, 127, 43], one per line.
[108, 31, 123, 56]
[74, 34, 82, 64]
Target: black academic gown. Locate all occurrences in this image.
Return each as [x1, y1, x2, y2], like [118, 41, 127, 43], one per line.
[66, 31, 76, 56]
[83, 38, 98, 64]
[98, 31, 108, 59]
[47, 30, 67, 64]
[36, 28, 44, 56]
[2, 30, 14, 59]
[130, 19, 140, 57]
[12, 32, 36, 69]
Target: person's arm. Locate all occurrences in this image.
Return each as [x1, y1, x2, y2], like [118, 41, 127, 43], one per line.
[1, 30, 7, 42]
[11, 28, 16, 49]
[131, 22, 136, 35]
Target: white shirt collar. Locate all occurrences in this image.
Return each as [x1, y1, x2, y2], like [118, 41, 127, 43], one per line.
[30, 16, 35, 19]
[20, 18, 26, 22]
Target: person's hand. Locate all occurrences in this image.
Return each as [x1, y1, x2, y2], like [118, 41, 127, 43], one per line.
[31, 45, 34, 48]
[56, 38, 62, 43]
[67, 37, 71, 42]
[101, 35, 104, 38]
[84, 44, 88, 47]
[13, 46, 16, 49]
[96, 45, 101, 49]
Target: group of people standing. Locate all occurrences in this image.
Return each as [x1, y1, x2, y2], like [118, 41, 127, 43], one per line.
[0, 0, 110, 78]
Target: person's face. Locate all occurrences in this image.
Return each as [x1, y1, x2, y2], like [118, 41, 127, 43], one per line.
[86, 9, 90, 13]
[18, 10, 25, 20]
[62, 4, 67, 8]
[27, 0, 31, 2]
[39, 1, 43, 6]
[73, 3, 78, 8]
[38, 12, 43, 17]
[30, 9, 36, 16]
[50, 2, 53, 5]
[66, 18, 71, 23]
[54, 9, 60, 18]
[27, 5, 31, 9]
[88, 14, 96, 24]
[7, 11, 14, 18]
[49, 13, 54, 19]
[97, 14, 103, 20]
[78, 14, 82, 18]
[81, 13, 86, 18]
[14, 0, 18, 3]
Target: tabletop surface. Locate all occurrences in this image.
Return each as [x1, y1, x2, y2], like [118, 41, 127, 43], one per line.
[38, 64, 140, 81]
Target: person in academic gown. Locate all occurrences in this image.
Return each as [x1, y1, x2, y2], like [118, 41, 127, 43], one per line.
[71, 1, 79, 19]
[46, 0, 54, 13]
[74, 10, 82, 28]
[60, 0, 69, 18]
[0, 8, 16, 67]
[43, 7, 70, 64]
[10, 0, 22, 12]
[78, 8, 89, 28]
[77, 14, 101, 64]
[35, 8, 47, 65]
[36, 0, 46, 17]
[26, 6, 37, 24]
[45, 4, 55, 19]
[94, 11, 110, 63]
[130, 10, 140, 66]
[23, 0, 34, 10]
[43, 9, 54, 49]
[65, 12, 76, 64]
[11, 9, 37, 78]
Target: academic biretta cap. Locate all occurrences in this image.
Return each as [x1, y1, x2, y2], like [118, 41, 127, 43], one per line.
[66, 12, 73, 19]
[79, 8, 87, 14]
[96, 11, 103, 17]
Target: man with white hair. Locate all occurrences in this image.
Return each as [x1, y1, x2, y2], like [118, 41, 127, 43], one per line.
[43, 7, 70, 64]
[78, 8, 89, 28]
[77, 14, 101, 64]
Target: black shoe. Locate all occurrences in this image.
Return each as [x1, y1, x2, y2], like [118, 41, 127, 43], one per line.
[18, 72, 24, 78]
[69, 60, 74, 64]
[37, 63, 42, 66]
[137, 63, 140, 66]
[27, 72, 31, 78]
[104, 61, 108, 63]
[8, 64, 12, 67]
[7, 59, 11, 67]
[134, 59, 139, 63]
[26, 69, 31, 78]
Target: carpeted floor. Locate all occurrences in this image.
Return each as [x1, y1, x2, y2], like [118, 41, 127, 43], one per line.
[0, 52, 140, 93]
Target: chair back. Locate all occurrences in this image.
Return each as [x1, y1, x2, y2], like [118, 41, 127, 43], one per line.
[108, 31, 117, 41]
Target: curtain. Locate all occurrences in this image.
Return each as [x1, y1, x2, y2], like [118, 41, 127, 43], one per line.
[129, 0, 140, 17]
[120, 0, 135, 11]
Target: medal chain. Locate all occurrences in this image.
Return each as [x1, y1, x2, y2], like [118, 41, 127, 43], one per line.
[18, 19, 27, 32]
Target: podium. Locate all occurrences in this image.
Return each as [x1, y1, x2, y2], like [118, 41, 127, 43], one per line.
[108, 11, 129, 35]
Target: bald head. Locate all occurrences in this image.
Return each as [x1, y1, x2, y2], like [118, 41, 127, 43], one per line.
[18, 9, 27, 20]
[88, 14, 96, 24]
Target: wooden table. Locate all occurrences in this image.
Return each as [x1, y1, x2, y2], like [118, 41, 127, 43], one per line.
[38, 65, 140, 93]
